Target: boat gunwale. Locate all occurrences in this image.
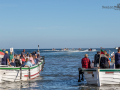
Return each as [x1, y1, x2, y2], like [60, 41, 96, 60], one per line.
[100, 69, 120, 72]
[0, 61, 43, 70]
[81, 68, 120, 72]
[81, 68, 97, 72]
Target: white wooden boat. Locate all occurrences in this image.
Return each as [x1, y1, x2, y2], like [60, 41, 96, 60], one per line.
[79, 68, 120, 86]
[0, 58, 45, 83]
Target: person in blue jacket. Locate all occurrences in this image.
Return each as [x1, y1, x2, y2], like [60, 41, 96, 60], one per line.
[115, 47, 120, 68]
[10, 59, 16, 67]
[2, 51, 10, 65]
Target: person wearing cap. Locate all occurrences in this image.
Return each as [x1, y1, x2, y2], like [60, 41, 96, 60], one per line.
[2, 51, 10, 65]
[94, 51, 100, 67]
[81, 54, 91, 69]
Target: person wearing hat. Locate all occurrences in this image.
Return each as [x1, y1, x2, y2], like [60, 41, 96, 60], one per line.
[2, 51, 10, 65]
[81, 54, 91, 69]
[94, 51, 100, 67]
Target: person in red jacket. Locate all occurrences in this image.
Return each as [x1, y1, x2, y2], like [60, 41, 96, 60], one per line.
[81, 54, 91, 69]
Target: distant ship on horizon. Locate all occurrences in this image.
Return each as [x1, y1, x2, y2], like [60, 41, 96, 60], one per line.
[115, 47, 118, 49]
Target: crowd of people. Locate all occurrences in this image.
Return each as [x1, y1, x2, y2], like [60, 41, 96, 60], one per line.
[81, 48, 120, 69]
[1, 49, 41, 67]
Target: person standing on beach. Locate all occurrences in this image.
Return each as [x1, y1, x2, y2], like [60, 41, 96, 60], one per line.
[81, 54, 91, 69]
[2, 51, 10, 65]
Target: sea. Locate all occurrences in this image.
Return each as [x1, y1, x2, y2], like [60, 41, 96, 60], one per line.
[0, 48, 119, 90]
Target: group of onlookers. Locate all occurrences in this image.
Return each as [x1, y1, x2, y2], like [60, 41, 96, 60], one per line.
[81, 48, 120, 69]
[1, 49, 41, 67]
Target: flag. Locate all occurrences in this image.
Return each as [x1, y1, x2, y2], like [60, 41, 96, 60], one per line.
[100, 49, 106, 57]
[101, 49, 105, 54]
[100, 49, 109, 59]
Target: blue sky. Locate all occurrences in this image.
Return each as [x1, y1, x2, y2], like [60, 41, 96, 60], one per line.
[0, 0, 120, 49]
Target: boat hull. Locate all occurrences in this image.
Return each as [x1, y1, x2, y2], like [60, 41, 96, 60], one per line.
[0, 60, 44, 83]
[80, 68, 120, 86]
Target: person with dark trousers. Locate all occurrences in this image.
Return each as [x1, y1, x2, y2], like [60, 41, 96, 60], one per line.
[94, 51, 100, 67]
[81, 54, 91, 69]
[115, 47, 120, 68]
[100, 51, 109, 68]
[78, 54, 91, 82]
[2, 51, 10, 65]
[15, 56, 21, 67]
[21, 49, 25, 58]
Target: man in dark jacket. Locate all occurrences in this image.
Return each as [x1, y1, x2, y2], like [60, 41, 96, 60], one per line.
[100, 50, 109, 68]
[2, 51, 10, 65]
[15, 56, 21, 67]
[21, 49, 25, 58]
[94, 51, 100, 67]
